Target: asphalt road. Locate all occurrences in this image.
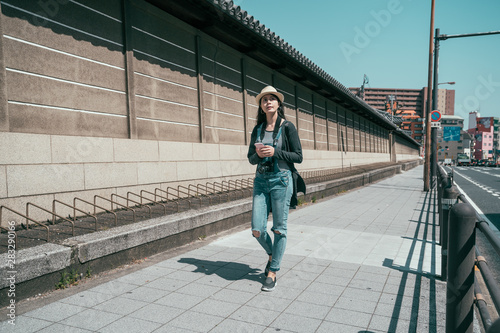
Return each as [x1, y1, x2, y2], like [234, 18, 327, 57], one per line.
[449, 165, 500, 230]
[444, 165, 500, 285]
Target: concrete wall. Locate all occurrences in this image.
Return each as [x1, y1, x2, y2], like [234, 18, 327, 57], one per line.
[0, 0, 419, 225]
[395, 134, 420, 161]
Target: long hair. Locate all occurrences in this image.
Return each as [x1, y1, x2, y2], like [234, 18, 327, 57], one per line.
[256, 95, 286, 126]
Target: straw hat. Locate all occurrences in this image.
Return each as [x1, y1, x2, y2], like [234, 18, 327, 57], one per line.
[255, 86, 284, 104]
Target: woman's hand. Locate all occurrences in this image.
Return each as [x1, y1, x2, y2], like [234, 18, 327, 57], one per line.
[256, 145, 274, 158]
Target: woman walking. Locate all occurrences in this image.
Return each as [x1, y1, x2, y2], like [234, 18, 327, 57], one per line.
[247, 86, 303, 292]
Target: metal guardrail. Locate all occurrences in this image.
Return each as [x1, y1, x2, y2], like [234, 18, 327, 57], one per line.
[437, 166, 500, 332]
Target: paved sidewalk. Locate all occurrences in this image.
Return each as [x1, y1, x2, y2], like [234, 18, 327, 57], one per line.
[2, 165, 448, 332]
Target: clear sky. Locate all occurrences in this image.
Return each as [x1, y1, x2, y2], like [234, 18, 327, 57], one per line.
[235, 0, 500, 127]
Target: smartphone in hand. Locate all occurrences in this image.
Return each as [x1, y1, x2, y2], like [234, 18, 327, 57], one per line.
[254, 142, 264, 149]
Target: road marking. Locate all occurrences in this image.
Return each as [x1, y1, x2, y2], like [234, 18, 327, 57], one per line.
[453, 169, 500, 198]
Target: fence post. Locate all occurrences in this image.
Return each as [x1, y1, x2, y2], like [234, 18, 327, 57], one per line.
[437, 173, 449, 244]
[446, 202, 476, 333]
[441, 184, 459, 281]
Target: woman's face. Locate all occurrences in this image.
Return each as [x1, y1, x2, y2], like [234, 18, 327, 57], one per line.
[260, 94, 280, 115]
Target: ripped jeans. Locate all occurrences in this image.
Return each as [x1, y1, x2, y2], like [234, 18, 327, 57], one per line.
[251, 169, 293, 273]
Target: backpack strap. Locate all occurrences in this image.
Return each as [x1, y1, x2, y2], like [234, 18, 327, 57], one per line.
[256, 117, 284, 172]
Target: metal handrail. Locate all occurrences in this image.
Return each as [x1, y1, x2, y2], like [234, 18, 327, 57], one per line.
[438, 166, 500, 330]
[53, 199, 98, 231]
[3, 207, 50, 241]
[74, 197, 117, 226]
[477, 220, 500, 257]
[165, 187, 180, 201]
[139, 190, 167, 214]
[212, 182, 229, 202]
[111, 193, 149, 218]
[154, 188, 179, 212]
[476, 248, 500, 316]
[26, 202, 74, 237]
[228, 179, 245, 198]
[198, 183, 223, 204]
[0, 208, 19, 245]
[205, 182, 227, 203]
[166, 187, 191, 209]
[236, 178, 252, 196]
[475, 274, 493, 331]
[95, 195, 136, 223]
[178, 185, 197, 207]
[1, 206, 50, 241]
[195, 183, 212, 203]
[188, 184, 210, 205]
[241, 178, 254, 193]
[188, 184, 201, 197]
[119, 192, 153, 218]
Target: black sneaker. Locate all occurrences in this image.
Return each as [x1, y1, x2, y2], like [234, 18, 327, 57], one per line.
[261, 277, 276, 292]
[264, 261, 271, 276]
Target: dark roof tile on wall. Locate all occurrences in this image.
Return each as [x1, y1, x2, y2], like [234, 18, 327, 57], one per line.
[147, 0, 418, 144]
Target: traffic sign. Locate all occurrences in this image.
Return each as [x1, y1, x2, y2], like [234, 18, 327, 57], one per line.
[443, 126, 460, 141]
[431, 110, 441, 122]
[431, 122, 441, 128]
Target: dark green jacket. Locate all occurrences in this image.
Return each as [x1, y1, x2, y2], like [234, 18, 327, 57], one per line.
[247, 120, 306, 208]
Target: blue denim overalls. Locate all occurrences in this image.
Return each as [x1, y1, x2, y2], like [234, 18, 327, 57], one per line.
[251, 120, 293, 273]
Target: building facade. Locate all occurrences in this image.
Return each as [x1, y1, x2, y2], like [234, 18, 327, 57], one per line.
[468, 112, 500, 161]
[437, 115, 472, 162]
[350, 87, 454, 144]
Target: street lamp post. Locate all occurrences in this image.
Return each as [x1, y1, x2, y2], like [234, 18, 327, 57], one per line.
[431, 27, 456, 182]
[431, 28, 500, 182]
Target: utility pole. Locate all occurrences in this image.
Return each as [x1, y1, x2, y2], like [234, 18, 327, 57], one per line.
[432, 28, 500, 172]
[431, 28, 440, 185]
[424, 0, 435, 192]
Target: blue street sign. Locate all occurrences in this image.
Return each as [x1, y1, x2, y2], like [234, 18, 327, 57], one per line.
[443, 126, 460, 141]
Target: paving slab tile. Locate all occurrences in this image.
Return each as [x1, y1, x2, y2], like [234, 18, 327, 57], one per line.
[23, 301, 86, 322]
[93, 296, 149, 315]
[209, 318, 266, 333]
[269, 313, 322, 333]
[154, 292, 204, 310]
[129, 303, 184, 324]
[99, 316, 161, 333]
[0, 316, 52, 333]
[58, 308, 121, 331]
[167, 311, 223, 332]
[324, 307, 372, 328]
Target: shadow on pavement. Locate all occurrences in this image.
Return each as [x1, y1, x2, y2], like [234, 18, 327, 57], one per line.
[177, 258, 264, 283]
[382, 188, 441, 333]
